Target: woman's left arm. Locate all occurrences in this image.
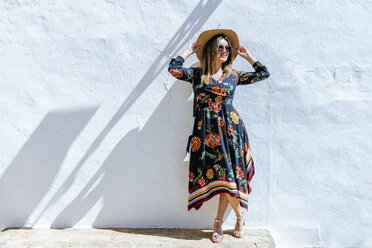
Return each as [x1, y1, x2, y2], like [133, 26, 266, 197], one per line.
[168, 56, 196, 83]
[234, 45, 270, 85]
[237, 60, 270, 85]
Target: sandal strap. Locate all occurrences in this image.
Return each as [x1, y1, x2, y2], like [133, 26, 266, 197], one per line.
[214, 218, 223, 223]
[234, 230, 244, 237]
[234, 215, 245, 237]
[212, 233, 224, 242]
[213, 233, 224, 237]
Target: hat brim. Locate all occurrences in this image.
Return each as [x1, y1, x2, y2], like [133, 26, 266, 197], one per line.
[195, 29, 240, 62]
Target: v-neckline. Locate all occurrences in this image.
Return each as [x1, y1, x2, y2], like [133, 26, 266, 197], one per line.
[211, 74, 227, 83]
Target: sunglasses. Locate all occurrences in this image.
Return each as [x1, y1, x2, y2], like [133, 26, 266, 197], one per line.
[217, 45, 232, 53]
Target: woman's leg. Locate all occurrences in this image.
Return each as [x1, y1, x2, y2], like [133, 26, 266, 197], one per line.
[216, 193, 229, 220]
[225, 194, 245, 237]
[225, 194, 244, 217]
[212, 193, 229, 242]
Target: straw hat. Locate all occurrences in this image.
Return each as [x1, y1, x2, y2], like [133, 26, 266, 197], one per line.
[195, 29, 240, 62]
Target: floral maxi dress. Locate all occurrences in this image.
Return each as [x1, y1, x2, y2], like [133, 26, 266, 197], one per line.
[168, 56, 270, 211]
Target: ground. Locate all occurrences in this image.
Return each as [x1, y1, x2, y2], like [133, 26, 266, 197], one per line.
[0, 227, 276, 248]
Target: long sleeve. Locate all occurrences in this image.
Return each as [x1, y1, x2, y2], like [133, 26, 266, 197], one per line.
[168, 56, 196, 84]
[237, 61, 270, 85]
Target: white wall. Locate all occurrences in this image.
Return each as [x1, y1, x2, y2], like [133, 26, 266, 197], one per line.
[0, 1, 371, 247]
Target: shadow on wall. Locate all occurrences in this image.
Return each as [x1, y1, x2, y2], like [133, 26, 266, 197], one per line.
[0, 107, 99, 228]
[0, 0, 223, 230]
[52, 82, 198, 228]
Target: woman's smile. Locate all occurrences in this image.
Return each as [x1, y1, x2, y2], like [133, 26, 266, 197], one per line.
[218, 54, 228, 62]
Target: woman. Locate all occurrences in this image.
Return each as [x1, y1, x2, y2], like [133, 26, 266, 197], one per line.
[168, 29, 270, 243]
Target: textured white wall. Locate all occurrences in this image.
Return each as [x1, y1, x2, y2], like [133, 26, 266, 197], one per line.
[0, 1, 371, 247]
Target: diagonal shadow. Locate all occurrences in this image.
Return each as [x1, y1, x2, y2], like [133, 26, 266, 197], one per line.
[52, 63, 244, 229]
[30, 0, 223, 226]
[51, 81, 196, 228]
[0, 107, 98, 227]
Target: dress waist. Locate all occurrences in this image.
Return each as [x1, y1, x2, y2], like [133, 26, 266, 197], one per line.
[195, 98, 233, 109]
[192, 100, 233, 118]
[192, 95, 233, 116]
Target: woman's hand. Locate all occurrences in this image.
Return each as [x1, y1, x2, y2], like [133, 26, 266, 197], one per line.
[234, 45, 257, 65]
[179, 42, 200, 60]
[187, 42, 200, 54]
[234, 45, 251, 59]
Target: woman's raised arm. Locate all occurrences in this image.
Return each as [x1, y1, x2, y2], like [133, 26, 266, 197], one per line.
[167, 42, 200, 83]
[236, 61, 270, 85]
[233, 45, 270, 85]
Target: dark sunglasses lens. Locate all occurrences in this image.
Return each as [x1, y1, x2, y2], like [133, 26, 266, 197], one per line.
[218, 45, 231, 52]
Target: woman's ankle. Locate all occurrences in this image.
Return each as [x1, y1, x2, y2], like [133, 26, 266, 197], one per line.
[215, 216, 224, 221]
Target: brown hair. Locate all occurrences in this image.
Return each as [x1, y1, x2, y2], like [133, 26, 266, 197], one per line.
[199, 35, 233, 85]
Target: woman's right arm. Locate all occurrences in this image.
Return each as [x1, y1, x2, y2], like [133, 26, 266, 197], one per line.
[168, 42, 200, 83]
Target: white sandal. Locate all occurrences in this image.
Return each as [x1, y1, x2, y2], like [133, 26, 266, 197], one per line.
[212, 218, 224, 243]
[233, 215, 245, 238]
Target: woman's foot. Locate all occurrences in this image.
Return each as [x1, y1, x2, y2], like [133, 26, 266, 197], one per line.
[233, 215, 245, 238]
[211, 218, 224, 243]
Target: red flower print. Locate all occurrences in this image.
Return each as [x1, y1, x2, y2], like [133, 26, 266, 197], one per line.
[206, 169, 214, 179]
[208, 100, 222, 112]
[218, 119, 225, 127]
[211, 86, 227, 96]
[215, 95, 222, 103]
[169, 68, 184, 78]
[239, 73, 251, 82]
[227, 124, 233, 136]
[189, 172, 194, 182]
[190, 136, 201, 152]
[198, 177, 206, 187]
[204, 133, 221, 148]
[235, 166, 244, 180]
[196, 93, 206, 100]
[198, 120, 202, 130]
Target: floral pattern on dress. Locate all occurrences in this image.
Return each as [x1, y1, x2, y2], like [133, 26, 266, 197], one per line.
[168, 55, 270, 211]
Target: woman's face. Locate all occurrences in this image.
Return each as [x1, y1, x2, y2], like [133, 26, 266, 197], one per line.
[215, 38, 230, 64]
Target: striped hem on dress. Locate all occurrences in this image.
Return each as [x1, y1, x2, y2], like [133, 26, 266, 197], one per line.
[245, 144, 255, 194]
[187, 179, 249, 211]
